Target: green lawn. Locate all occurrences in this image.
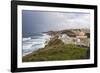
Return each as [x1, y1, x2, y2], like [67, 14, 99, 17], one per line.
[22, 38, 89, 62]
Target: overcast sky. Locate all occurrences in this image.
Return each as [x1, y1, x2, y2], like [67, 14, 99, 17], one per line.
[22, 10, 90, 35]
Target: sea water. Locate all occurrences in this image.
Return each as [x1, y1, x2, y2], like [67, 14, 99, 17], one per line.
[22, 33, 51, 56]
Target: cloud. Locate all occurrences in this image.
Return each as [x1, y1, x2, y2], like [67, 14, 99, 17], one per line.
[42, 12, 90, 30]
[22, 10, 90, 34]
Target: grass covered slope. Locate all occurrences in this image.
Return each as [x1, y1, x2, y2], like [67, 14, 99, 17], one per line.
[22, 37, 89, 62]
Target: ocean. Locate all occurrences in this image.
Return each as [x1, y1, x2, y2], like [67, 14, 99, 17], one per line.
[22, 33, 51, 56]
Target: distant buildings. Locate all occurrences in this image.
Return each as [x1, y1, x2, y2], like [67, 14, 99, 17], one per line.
[46, 29, 90, 47]
[58, 29, 90, 47]
[76, 31, 87, 39]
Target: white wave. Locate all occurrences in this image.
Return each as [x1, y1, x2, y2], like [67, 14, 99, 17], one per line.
[22, 37, 31, 41]
[22, 34, 51, 56]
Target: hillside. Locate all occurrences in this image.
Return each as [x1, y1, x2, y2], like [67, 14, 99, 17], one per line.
[22, 36, 89, 62]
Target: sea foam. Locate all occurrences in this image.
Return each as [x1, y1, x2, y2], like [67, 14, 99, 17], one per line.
[22, 34, 51, 56]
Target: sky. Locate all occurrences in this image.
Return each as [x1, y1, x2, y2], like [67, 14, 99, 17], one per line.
[22, 10, 90, 35]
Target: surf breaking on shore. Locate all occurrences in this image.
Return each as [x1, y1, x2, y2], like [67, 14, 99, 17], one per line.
[22, 33, 51, 56]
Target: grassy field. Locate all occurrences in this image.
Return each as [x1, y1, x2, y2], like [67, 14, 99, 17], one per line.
[22, 37, 89, 62]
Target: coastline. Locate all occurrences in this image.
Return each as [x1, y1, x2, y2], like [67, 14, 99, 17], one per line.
[22, 29, 90, 62]
[22, 33, 51, 56]
[22, 35, 89, 62]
